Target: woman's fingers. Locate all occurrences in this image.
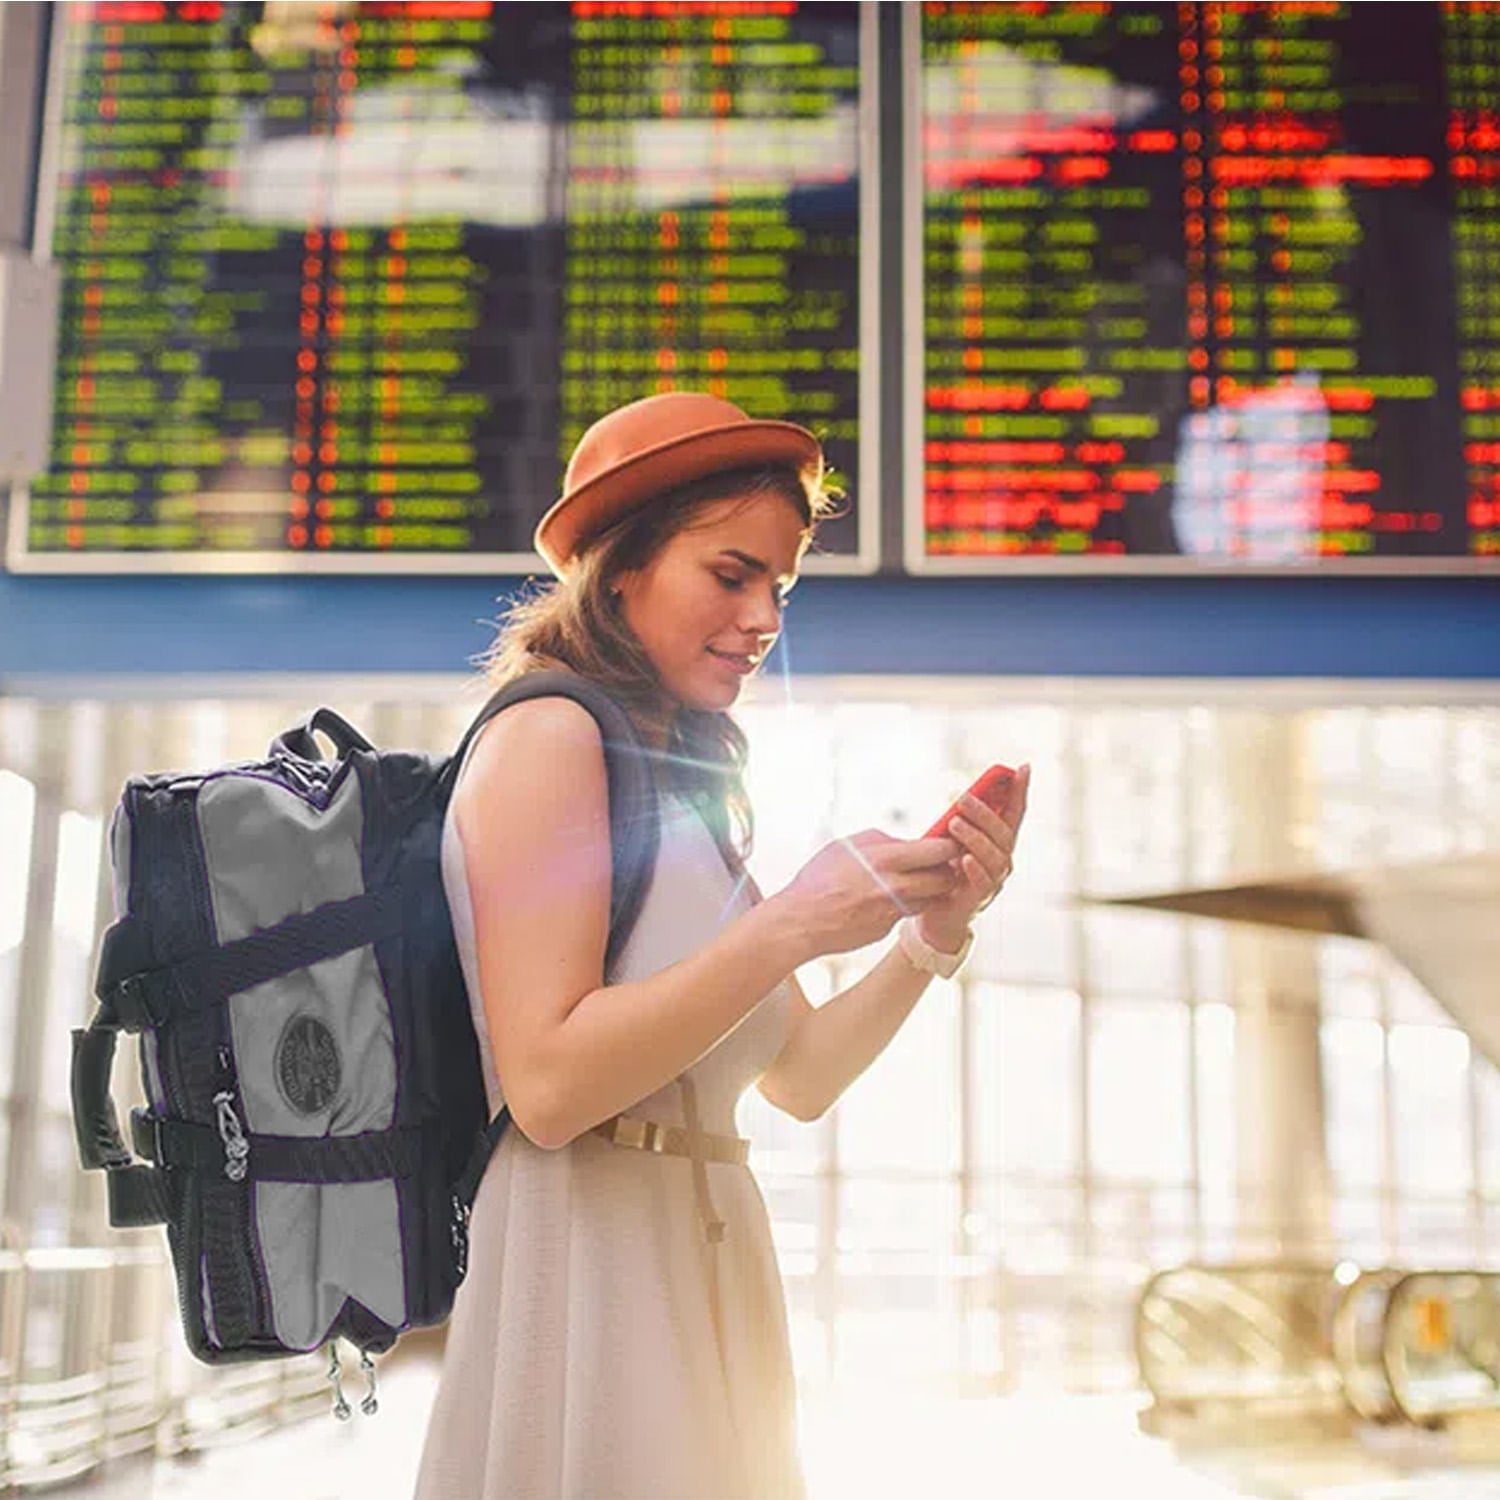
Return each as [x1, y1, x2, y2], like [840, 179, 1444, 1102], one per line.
[947, 813, 1015, 915]
[879, 866, 961, 916]
[905, 865, 964, 899]
[848, 770, 1033, 915]
[948, 813, 1012, 884]
[958, 793, 1012, 852]
[893, 834, 964, 869]
[1007, 763, 1031, 832]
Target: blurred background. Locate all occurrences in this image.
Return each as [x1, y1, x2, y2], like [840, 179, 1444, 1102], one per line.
[3, 2, 1500, 1497]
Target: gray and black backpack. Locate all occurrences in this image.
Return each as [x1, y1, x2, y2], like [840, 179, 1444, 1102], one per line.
[69, 670, 660, 1411]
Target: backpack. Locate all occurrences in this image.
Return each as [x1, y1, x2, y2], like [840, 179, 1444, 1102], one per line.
[69, 669, 660, 1412]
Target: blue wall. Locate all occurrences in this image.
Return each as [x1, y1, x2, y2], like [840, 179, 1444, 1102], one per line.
[3, 571, 1497, 681]
[6, 2, 1498, 690]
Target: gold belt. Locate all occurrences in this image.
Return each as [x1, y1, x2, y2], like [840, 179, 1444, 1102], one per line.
[590, 1114, 750, 1167]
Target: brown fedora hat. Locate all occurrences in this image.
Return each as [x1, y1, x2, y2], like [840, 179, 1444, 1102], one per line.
[533, 391, 824, 577]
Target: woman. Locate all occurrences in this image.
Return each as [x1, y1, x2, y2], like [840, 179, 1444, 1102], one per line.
[413, 391, 1028, 1500]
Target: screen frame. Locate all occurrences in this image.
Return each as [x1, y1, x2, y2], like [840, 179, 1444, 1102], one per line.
[6, 0, 882, 577]
[900, 1, 1500, 577]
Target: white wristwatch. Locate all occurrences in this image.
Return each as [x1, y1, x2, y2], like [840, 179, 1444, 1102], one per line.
[897, 917, 974, 979]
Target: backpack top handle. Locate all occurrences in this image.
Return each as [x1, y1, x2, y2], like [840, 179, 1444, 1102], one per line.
[271, 708, 375, 764]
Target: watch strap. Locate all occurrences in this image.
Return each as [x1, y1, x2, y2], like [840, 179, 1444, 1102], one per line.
[897, 917, 973, 979]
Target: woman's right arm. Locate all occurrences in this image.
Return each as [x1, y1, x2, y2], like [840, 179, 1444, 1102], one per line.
[453, 696, 814, 1149]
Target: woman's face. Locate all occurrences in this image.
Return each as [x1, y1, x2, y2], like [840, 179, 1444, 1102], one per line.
[614, 489, 805, 714]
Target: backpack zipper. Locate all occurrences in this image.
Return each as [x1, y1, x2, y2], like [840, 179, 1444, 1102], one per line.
[211, 1044, 272, 1339]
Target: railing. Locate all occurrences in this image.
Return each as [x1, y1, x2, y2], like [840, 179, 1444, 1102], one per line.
[0, 1245, 168, 1489]
[1382, 1270, 1500, 1428]
[1135, 1261, 1353, 1437]
[0, 1244, 332, 1492]
[1138, 1261, 1500, 1439]
[1329, 1266, 1404, 1425]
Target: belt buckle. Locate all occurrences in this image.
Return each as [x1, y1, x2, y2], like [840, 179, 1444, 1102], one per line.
[607, 1117, 657, 1153]
[643, 1121, 668, 1154]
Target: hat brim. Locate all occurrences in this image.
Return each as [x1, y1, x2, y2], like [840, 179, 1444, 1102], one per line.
[534, 419, 824, 577]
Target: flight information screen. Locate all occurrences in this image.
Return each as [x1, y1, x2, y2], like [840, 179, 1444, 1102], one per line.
[909, 0, 1500, 572]
[9, 0, 872, 573]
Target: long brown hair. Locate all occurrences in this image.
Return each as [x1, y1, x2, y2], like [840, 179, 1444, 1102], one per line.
[475, 462, 844, 872]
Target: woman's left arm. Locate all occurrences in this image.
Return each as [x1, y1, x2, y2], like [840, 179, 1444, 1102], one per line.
[756, 767, 1030, 1122]
[756, 943, 940, 1122]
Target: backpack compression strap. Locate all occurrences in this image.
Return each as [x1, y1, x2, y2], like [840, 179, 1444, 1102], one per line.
[93, 885, 408, 1033]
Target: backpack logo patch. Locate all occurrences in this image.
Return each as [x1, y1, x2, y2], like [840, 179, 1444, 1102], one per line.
[275, 1015, 341, 1116]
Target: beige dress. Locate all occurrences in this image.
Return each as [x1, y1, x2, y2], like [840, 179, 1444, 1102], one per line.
[412, 758, 807, 1500]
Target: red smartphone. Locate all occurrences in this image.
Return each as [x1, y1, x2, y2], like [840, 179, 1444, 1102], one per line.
[923, 764, 1017, 840]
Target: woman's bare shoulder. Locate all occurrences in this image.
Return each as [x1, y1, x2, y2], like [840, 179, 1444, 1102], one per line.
[459, 693, 607, 791]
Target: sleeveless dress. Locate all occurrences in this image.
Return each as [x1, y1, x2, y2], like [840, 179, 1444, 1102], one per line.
[412, 726, 807, 1500]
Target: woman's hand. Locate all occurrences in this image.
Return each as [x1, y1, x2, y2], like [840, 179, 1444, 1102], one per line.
[916, 762, 1031, 954]
[772, 828, 965, 962]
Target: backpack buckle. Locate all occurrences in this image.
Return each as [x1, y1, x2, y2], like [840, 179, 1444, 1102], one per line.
[110, 971, 170, 1032]
[129, 1106, 164, 1166]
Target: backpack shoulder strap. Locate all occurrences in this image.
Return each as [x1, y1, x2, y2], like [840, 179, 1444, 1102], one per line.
[449, 670, 661, 976]
[445, 671, 664, 1213]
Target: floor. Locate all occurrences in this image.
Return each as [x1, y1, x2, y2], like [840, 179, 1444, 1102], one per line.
[54, 1356, 1500, 1500]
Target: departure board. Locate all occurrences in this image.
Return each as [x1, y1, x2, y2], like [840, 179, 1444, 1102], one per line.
[7, 0, 874, 574]
[907, 1, 1500, 573]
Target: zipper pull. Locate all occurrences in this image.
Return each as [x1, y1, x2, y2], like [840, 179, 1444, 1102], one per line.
[358, 1348, 379, 1416]
[212, 1047, 249, 1182]
[212, 1089, 249, 1182]
[327, 1340, 351, 1421]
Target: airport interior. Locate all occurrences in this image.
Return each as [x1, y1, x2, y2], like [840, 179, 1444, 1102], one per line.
[4, 1, 1500, 1497]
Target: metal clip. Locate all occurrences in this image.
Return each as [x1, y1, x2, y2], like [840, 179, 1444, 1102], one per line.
[358, 1348, 378, 1416]
[274, 753, 330, 806]
[451, 1193, 471, 1281]
[327, 1340, 351, 1421]
[212, 1090, 249, 1183]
